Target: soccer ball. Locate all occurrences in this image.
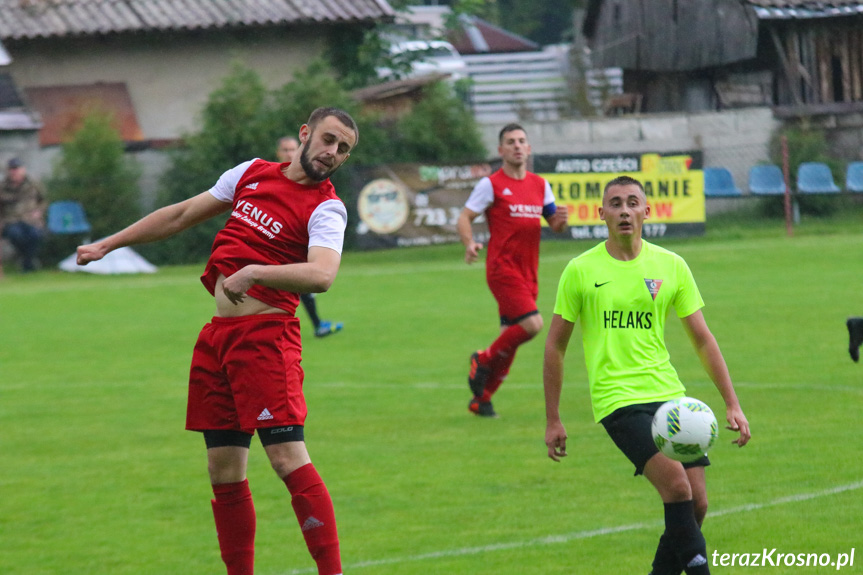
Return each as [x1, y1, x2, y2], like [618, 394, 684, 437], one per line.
[651, 397, 719, 463]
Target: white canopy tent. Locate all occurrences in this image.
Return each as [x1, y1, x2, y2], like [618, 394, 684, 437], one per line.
[59, 246, 157, 275]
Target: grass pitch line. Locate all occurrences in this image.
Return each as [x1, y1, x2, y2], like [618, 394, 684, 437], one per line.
[708, 479, 863, 519]
[278, 479, 863, 574]
[316, 380, 863, 395]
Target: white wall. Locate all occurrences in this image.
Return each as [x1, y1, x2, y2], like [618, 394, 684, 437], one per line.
[8, 27, 326, 141]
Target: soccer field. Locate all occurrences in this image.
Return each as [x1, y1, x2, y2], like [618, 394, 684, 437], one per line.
[1, 229, 861, 574]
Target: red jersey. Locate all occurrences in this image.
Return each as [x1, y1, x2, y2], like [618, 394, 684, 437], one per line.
[465, 169, 555, 285]
[201, 159, 346, 315]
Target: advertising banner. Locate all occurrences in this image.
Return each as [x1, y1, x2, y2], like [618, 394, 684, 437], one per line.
[350, 152, 705, 250]
[351, 162, 495, 250]
[534, 151, 705, 240]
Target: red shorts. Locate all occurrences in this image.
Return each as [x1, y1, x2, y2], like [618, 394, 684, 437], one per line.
[487, 273, 538, 326]
[186, 314, 306, 433]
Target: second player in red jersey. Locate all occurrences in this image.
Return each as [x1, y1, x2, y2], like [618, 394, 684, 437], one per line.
[457, 123, 568, 417]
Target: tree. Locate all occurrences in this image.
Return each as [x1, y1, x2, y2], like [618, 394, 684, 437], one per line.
[148, 58, 486, 264]
[145, 62, 275, 264]
[266, 60, 391, 167]
[414, 0, 584, 45]
[496, 0, 579, 45]
[325, 0, 418, 89]
[147, 61, 390, 263]
[48, 110, 141, 240]
[391, 81, 486, 163]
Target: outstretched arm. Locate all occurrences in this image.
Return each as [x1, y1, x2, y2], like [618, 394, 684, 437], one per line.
[77, 191, 231, 264]
[220, 245, 341, 305]
[544, 313, 574, 461]
[681, 310, 751, 447]
[456, 207, 483, 264]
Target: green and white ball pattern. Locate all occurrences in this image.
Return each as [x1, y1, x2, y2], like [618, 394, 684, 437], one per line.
[651, 397, 718, 463]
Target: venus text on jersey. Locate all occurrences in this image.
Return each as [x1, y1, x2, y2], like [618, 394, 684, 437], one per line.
[233, 199, 284, 236]
[509, 204, 543, 218]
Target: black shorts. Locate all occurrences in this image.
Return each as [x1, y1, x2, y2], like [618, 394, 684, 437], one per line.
[600, 401, 710, 476]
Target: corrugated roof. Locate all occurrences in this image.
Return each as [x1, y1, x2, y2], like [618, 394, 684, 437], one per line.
[0, 0, 395, 40]
[448, 15, 539, 55]
[746, 0, 863, 18]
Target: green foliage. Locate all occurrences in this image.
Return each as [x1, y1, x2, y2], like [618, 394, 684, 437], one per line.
[46, 111, 141, 261]
[325, 26, 393, 91]
[439, 0, 581, 45]
[390, 81, 487, 163]
[444, 0, 501, 30]
[145, 62, 276, 264]
[147, 59, 485, 264]
[266, 60, 386, 166]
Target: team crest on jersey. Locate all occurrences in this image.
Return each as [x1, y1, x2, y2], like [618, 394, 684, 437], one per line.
[644, 278, 663, 300]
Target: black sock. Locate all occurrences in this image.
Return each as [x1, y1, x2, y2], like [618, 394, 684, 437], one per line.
[300, 293, 321, 329]
[664, 500, 709, 575]
[651, 532, 683, 575]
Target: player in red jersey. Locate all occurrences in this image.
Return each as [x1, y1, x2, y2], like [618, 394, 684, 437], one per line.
[76, 108, 358, 575]
[457, 123, 568, 417]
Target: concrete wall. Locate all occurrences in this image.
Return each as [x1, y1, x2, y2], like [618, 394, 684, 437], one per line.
[477, 107, 783, 194]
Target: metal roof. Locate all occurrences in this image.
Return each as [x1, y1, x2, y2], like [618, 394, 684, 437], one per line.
[746, 0, 863, 18]
[448, 14, 539, 55]
[0, 0, 396, 41]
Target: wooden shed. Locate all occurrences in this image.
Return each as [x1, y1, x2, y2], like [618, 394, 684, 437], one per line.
[583, 0, 863, 114]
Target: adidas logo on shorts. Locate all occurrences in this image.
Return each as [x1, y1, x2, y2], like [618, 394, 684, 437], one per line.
[257, 408, 274, 421]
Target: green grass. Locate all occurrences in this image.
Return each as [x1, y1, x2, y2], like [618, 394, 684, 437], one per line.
[1, 216, 862, 574]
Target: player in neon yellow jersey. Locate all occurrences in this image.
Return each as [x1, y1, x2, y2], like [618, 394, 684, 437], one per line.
[543, 175, 750, 575]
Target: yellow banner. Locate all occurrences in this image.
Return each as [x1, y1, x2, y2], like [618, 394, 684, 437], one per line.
[539, 154, 705, 226]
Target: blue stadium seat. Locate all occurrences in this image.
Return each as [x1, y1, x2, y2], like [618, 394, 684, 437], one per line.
[797, 162, 840, 194]
[748, 164, 786, 196]
[47, 201, 92, 236]
[845, 162, 863, 193]
[703, 167, 742, 197]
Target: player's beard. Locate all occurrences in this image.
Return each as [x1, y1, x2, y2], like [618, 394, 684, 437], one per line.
[299, 143, 335, 182]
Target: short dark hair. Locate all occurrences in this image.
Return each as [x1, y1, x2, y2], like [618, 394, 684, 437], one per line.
[603, 175, 645, 196]
[498, 123, 526, 144]
[307, 107, 359, 146]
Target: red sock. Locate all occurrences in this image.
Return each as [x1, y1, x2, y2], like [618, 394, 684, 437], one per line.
[480, 324, 533, 374]
[211, 479, 256, 575]
[481, 351, 515, 402]
[283, 464, 342, 575]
